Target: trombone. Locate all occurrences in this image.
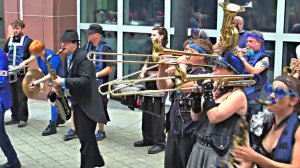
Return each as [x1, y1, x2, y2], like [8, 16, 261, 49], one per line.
[87, 40, 220, 63]
[108, 74, 255, 96]
[99, 64, 158, 95]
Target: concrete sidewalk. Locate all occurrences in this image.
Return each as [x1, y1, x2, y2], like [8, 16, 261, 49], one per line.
[0, 99, 165, 168]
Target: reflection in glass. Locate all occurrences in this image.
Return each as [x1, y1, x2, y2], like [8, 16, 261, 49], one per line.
[226, 0, 277, 32]
[80, 0, 117, 24]
[80, 29, 118, 80]
[171, 0, 217, 29]
[284, 0, 300, 33]
[123, 0, 164, 26]
[123, 33, 151, 77]
[283, 42, 300, 68]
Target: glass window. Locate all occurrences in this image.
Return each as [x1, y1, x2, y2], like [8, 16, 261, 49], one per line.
[123, 32, 151, 78]
[123, 0, 164, 26]
[226, 0, 277, 32]
[284, 0, 300, 33]
[80, 29, 118, 80]
[264, 41, 275, 82]
[80, 0, 117, 24]
[282, 42, 300, 68]
[0, 0, 4, 47]
[171, 0, 217, 29]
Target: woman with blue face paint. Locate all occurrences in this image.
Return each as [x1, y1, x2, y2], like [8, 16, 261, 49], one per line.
[26, 40, 65, 136]
[232, 75, 300, 168]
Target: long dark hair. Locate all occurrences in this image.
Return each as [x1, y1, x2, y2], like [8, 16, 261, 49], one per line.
[152, 26, 168, 47]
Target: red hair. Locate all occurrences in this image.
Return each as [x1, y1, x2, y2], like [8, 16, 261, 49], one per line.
[29, 40, 45, 54]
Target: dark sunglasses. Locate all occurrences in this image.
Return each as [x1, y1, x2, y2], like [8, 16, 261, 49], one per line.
[265, 85, 298, 99]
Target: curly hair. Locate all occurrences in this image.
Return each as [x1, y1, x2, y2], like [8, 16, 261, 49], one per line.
[29, 40, 45, 54]
[11, 19, 25, 28]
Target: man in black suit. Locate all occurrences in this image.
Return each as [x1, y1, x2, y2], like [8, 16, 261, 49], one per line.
[53, 29, 107, 168]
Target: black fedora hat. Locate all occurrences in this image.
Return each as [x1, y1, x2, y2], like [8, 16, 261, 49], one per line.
[60, 29, 80, 42]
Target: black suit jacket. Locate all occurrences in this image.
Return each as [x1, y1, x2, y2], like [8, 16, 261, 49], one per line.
[64, 48, 107, 124]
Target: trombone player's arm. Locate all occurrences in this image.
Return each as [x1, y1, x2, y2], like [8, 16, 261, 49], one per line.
[156, 58, 174, 89]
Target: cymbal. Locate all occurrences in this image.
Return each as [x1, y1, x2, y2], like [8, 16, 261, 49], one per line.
[22, 69, 44, 98]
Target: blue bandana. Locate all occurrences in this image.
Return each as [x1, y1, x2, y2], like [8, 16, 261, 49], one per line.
[189, 43, 206, 54]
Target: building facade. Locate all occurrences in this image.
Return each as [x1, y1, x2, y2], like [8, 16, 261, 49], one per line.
[1, 0, 300, 84]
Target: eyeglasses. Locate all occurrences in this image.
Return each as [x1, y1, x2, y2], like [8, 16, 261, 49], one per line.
[264, 85, 298, 99]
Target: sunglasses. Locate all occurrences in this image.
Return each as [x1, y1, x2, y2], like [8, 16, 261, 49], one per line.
[264, 85, 298, 99]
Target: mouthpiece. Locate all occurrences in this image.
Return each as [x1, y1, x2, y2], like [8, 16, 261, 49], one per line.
[256, 98, 275, 106]
[57, 48, 65, 54]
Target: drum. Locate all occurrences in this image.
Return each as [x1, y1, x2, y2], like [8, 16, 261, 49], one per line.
[111, 84, 144, 110]
[139, 93, 166, 116]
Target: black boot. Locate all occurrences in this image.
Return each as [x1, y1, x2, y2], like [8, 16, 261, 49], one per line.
[56, 114, 65, 126]
[42, 121, 57, 136]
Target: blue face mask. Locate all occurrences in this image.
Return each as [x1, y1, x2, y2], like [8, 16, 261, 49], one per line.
[247, 49, 255, 57]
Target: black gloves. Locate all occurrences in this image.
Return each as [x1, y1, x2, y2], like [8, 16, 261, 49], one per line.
[202, 81, 217, 112]
[191, 92, 202, 113]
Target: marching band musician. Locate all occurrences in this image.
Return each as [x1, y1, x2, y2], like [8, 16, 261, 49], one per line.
[233, 75, 300, 168]
[24, 40, 65, 136]
[291, 44, 300, 79]
[0, 48, 21, 168]
[157, 30, 214, 168]
[187, 52, 248, 168]
[3, 19, 33, 128]
[133, 26, 168, 154]
[235, 30, 270, 144]
[63, 24, 113, 141]
[53, 30, 107, 167]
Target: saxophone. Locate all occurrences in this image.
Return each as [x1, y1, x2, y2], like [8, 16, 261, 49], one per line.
[46, 49, 71, 121]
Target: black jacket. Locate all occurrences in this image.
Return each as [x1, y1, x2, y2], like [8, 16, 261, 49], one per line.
[64, 48, 107, 124]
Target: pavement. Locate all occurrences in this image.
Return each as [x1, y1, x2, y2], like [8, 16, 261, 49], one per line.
[0, 99, 165, 168]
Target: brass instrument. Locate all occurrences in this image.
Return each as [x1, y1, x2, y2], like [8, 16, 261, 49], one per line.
[217, 2, 245, 54]
[109, 74, 255, 96]
[99, 64, 159, 95]
[87, 40, 220, 64]
[46, 49, 71, 121]
[283, 60, 300, 76]
[22, 69, 44, 98]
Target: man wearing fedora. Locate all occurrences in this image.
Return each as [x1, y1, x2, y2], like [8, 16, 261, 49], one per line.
[63, 24, 113, 142]
[53, 29, 107, 168]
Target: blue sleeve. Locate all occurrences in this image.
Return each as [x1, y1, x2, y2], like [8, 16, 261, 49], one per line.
[0, 53, 8, 88]
[50, 55, 61, 73]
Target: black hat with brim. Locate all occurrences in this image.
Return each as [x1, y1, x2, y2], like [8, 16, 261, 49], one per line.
[60, 30, 80, 42]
